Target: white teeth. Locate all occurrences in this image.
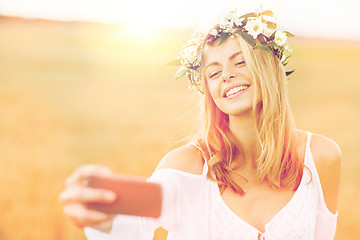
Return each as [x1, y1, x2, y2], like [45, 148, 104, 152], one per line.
[225, 85, 249, 98]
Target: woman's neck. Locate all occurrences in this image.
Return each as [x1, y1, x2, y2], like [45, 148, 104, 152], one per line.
[228, 114, 260, 165]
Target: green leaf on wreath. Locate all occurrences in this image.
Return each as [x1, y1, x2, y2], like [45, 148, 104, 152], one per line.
[219, 32, 229, 45]
[282, 55, 292, 63]
[267, 41, 278, 47]
[270, 30, 277, 39]
[174, 67, 188, 80]
[257, 34, 267, 45]
[245, 12, 257, 19]
[283, 31, 295, 37]
[262, 10, 274, 17]
[285, 69, 295, 76]
[266, 22, 277, 30]
[254, 45, 272, 53]
[240, 31, 256, 47]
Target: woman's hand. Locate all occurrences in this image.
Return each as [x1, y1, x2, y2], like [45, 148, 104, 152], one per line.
[59, 164, 117, 233]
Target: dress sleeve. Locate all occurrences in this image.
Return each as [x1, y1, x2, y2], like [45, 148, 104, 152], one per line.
[139, 169, 192, 238]
[84, 215, 141, 240]
[84, 227, 111, 240]
[314, 209, 338, 240]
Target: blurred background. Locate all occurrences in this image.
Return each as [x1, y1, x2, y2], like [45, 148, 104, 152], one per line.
[0, 0, 359, 239]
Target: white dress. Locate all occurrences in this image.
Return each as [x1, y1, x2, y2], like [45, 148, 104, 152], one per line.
[85, 132, 337, 240]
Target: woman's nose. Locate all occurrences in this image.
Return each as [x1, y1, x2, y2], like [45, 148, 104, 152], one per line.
[221, 64, 236, 82]
[222, 72, 236, 82]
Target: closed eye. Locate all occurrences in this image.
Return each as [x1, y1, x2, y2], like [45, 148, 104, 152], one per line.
[235, 61, 245, 66]
[209, 71, 221, 79]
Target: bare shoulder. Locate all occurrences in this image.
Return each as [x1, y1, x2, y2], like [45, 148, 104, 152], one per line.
[310, 133, 342, 170]
[310, 132, 342, 214]
[155, 143, 205, 175]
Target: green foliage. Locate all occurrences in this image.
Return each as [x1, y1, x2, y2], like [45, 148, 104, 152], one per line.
[285, 69, 295, 76]
[174, 66, 187, 80]
[282, 55, 292, 63]
[266, 22, 277, 30]
[261, 10, 274, 17]
[241, 12, 257, 19]
[267, 41, 278, 47]
[219, 32, 229, 45]
[284, 31, 295, 37]
[240, 31, 256, 47]
[269, 30, 277, 40]
[254, 45, 272, 53]
[257, 34, 267, 45]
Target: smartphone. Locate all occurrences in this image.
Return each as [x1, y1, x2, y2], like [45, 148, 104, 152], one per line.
[85, 174, 162, 218]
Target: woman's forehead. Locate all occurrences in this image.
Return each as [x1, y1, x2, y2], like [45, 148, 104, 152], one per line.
[203, 37, 243, 66]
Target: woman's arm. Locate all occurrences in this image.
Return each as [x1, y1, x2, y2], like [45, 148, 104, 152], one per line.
[60, 143, 204, 239]
[310, 134, 342, 214]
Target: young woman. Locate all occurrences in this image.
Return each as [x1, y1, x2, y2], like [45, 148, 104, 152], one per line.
[60, 8, 341, 240]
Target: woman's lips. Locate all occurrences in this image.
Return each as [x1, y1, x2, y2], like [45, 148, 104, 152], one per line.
[224, 84, 250, 98]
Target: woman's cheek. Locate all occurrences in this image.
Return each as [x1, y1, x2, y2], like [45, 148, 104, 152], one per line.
[207, 80, 218, 96]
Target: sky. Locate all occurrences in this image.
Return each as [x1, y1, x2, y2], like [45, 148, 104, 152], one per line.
[1, 0, 359, 40]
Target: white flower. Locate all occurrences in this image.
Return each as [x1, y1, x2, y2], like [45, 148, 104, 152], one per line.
[274, 30, 287, 46]
[180, 44, 198, 64]
[233, 17, 244, 26]
[244, 18, 267, 39]
[218, 13, 229, 29]
[209, 28, 218, 37]
[263, 26, 277, 37]
[188, 30, 205, 45]
[281, 54, 286, 62]
[261, 14, 276, 23]
[284, 45, 292, 52]
[227, 9, 244, 27]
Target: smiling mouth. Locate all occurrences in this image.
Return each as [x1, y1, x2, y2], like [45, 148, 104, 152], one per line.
[224, 85, 250, 98]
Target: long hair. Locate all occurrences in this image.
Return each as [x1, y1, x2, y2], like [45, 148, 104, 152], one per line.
[198, 36, 303, 194]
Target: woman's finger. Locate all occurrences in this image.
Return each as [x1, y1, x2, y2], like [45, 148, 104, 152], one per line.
[59, 186, 117, 204]
[65, 165, 113, 187]
[64, 203, 115, 228]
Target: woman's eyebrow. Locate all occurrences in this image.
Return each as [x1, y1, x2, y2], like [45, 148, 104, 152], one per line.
[205, 51, 243, 69]
[205, 61, 220, 69]
[229, 51, 242, 60]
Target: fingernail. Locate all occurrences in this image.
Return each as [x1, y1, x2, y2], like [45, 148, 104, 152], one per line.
[105, 192, 117, 201]
[81, 178, 89, 186]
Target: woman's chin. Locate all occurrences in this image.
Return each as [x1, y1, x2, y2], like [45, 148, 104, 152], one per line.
[221, 106, 254, 117]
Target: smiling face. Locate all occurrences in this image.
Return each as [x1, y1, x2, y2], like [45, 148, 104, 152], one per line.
[203, 37, 261, 117]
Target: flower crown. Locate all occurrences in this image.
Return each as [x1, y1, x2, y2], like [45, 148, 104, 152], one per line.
[170, 8, 295, 92]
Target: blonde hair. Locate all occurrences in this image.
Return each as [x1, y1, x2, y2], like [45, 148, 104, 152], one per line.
[198, 37, 303, 194]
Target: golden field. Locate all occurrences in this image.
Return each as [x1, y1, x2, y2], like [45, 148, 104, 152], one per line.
[0, 17, 359, 239]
